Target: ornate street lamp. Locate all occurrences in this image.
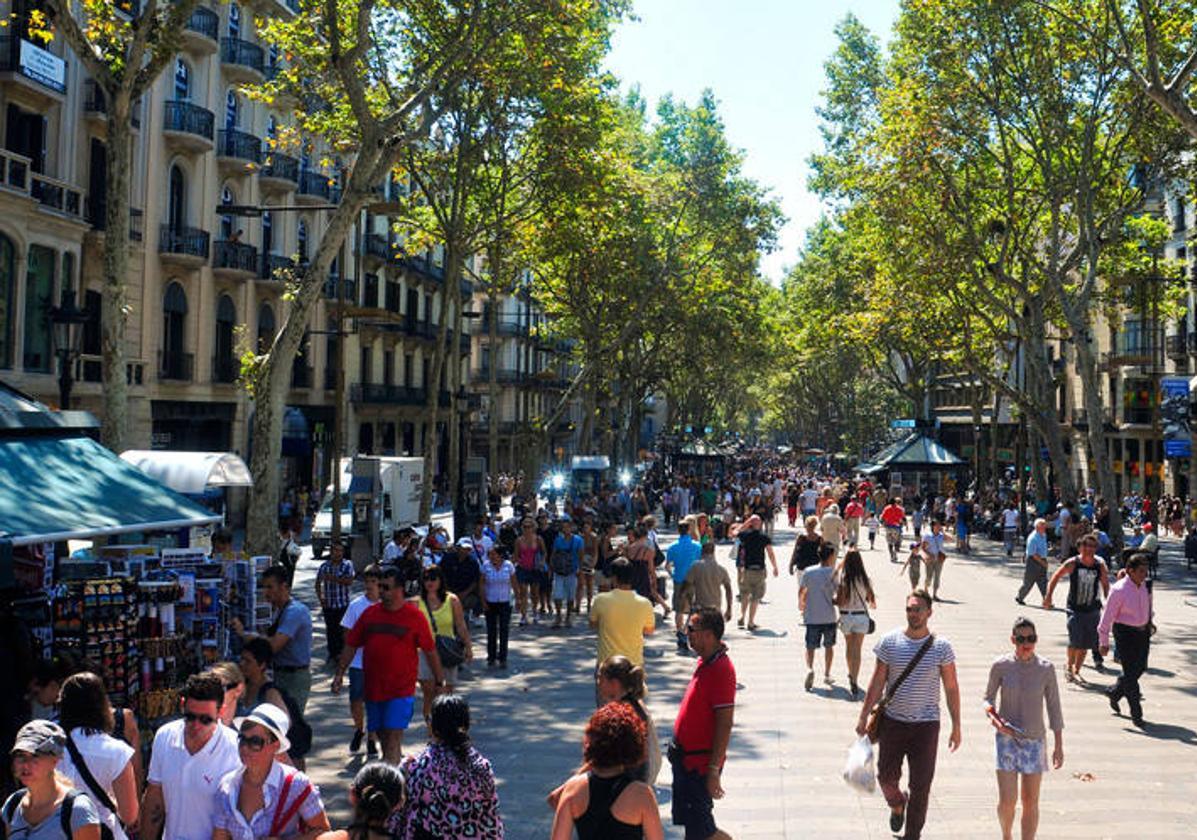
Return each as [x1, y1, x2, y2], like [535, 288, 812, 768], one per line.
[49, 288, 89, 410]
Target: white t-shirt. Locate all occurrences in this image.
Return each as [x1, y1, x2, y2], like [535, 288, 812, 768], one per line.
[60, 727, 135, 840]
[147, 718, 240, 840]
[1002, 508, 1019, 529]
[800, 488, 819, 510]
[340, 592, 378, 670]
[382, 540, 404, 564]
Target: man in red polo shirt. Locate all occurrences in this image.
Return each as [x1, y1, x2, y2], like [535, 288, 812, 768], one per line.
[881, 497, 907, 562]
[332, 566, 444, 762]
[669, 606, 735, 840]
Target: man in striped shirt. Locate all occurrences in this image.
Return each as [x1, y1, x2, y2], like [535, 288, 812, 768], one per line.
[856, 590, 961, 840]
[317, 542, 356, 664]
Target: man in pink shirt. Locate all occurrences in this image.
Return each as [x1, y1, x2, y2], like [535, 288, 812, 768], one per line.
[1097, 554, 1152, 726]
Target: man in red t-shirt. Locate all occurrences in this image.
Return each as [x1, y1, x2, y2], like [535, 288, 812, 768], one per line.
[333, 566, 444, 762]
[881, 499, 907, 562]
[670, 606, 736, 840]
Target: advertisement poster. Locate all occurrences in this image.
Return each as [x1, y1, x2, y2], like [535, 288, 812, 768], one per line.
[1160, 377, 1191, 458]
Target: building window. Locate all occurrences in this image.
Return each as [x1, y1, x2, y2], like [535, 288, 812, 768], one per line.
[220, 186, 235, 240]
[81, 289, 101, 357]
[23, 245, 55, 372]
[383, 349, 394, 385]
[168, 165, 186, 230]
[162, 281, 188, 375]
[360, 344, 373, 384]
[214, 294, 236, 380]
[228, 2, 241, 38]
[297, 219, 308, 263]
[404, 353, 413, 386]
[262, 210, 273, 255]
[257, 302, 275, 352]
[0, 233, 14, 369]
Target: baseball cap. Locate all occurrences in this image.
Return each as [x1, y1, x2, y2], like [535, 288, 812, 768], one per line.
[233, 703, 291, 753]
[11, 720, 66, 757]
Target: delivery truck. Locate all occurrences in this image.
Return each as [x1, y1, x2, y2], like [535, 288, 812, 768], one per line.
[310, 455, 423, 559]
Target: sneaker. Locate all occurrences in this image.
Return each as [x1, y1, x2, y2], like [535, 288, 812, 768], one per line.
[1064, 671, 1076, 684]
[804, 671, 814, 692]
[824, 673, 835, 686]
[890, 804, 906, 833]
[849, 680, 860, 699]
[349, 729, 364, 754]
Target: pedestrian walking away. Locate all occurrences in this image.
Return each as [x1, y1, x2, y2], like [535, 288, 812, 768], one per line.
[984, 617, 1065, 840]
[590, 559, 656, 703]
[799, 544, 839, 691]
[834, 549, 877, 698]
[1098, 554, 1154, 727]
[670, 607, 735, 840]
[677, 541, 734, 626]
[1043, 534, 1109, 682]
[856, 590, 961, 840]
[1016, 519, 1050, 606]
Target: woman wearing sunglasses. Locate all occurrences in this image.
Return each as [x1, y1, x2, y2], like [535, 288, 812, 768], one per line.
[212, 704, 330, 840]
[984, 617, 1064, 840]
[416, 565, 472, 725]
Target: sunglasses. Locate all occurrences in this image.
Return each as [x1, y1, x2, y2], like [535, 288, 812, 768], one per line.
[905, 606, 927, 613]
[1014, 634, 1037, 644]
[377, 583, 394, 591]
[183, 712, 217, 726]
[237, 733, 270, 751]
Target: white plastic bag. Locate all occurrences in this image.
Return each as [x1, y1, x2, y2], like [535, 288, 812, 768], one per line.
[843, 735, 876, 794]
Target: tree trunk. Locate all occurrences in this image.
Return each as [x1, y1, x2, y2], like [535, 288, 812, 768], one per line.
[486, 289, 499, 483]
[448, 312, 461, 512]
[418, 243, 464, 521]
[99, 111, 133, 451]
[1068, 310, 1123, 546]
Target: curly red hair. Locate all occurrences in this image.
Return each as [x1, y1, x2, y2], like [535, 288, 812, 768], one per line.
[583, 702, 646, 769]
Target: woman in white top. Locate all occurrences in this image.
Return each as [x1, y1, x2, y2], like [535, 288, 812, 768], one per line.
[834, 550, 877, 700]
[56, 672, 139, 840]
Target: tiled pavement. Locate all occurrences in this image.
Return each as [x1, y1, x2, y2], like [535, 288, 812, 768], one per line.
[293, 523, 1197, 838]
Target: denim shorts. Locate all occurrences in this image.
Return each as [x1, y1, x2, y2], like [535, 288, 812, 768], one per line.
[366, 695, 416, 732]
[348, 666, 365, 703]
[515, 566, 539, 586]
[804, 622, 837, 649]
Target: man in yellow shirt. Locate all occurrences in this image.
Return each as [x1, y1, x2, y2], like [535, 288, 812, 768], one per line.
[590, 557, 656, 689]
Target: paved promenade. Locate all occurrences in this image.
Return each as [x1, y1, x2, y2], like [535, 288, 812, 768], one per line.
[294, 522, 1197, 838]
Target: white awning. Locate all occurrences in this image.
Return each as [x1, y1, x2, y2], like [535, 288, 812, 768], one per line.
[119, 450, 253, 495]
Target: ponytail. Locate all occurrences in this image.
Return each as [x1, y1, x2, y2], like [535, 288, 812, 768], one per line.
[597, 655, 646, 701]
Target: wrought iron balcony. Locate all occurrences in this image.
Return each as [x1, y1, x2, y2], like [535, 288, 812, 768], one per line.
[217, 129, 262, 165]
[184, 7, 219, 44]
[220, 37, 265, 78]
[362, 232, 391, 262]
[323, 274, 357, 301]
[163, 100, 215, 150]
[82, 79, 141, 127]
[350, 383, 429, 406]
[158, 350, 194, 382]
[159, 224, 210, 261]
[212, 239, 258, 275]
[260, 253, 295, 281]
[260, 152, 299, 187]
[298, 169, 331, 200]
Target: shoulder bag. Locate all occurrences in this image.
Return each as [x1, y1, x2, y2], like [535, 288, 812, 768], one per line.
[423, 599, 466, 669]
[864, 634, 935, 743]
[64, 734, 118, 840]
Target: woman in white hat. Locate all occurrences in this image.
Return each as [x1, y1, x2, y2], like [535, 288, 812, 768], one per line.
[2, 719, 102, 839]
[212, 704, 330, 840]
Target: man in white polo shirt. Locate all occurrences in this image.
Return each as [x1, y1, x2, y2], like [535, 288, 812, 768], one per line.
[140, 672, 240, 840]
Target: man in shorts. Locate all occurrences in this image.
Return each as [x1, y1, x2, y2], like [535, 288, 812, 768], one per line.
[1043, 533, 1109, 682]
[733, 515, 777, 632]
[550, 516, 583, 628]
[677, 541, 733, 623]
[670, 607, 735, 840]
[667, 517, 703, 654]
[340, 563, 381, 756]
[333, 566, 444, 762]
[799, 543, 838, 691]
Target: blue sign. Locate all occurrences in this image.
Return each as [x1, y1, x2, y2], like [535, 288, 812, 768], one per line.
[1161, 377, 1191, 458]
[891, 419, 916, 429]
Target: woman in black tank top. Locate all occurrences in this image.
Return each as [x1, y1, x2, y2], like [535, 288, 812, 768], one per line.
[549, 704, 663, 839]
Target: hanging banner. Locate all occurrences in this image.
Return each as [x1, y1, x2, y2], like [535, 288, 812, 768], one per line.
[1160, 377, 1191, 458]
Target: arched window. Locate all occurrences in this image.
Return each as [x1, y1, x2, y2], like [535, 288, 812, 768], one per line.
[262, 210, 273, 256]
[162, 281, 188, 379]
[228, 2, 241, 38]
[297, 218, 308, 263]
[174, 59, 190, 101]
[168, 165, 186, 230]
[22, 245, 55, 372]
[220, 186, 235, 240]
[257, 302, 276, 353]
[0, 233, 14, 369]
[224, 90, 238, 131]
[214, 294, 236, 381]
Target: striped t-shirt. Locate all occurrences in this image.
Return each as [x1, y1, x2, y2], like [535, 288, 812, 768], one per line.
[875, 630, 955, 723]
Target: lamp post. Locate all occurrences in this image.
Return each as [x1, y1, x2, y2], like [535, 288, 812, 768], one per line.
[49, 288, 88, 410]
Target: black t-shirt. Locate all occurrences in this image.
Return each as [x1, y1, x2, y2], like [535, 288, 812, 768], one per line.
[440, 550, 480, 594]
[739, 530, 772, 569]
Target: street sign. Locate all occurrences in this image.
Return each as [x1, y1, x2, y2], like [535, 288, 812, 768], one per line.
[891, 419, 916, 429]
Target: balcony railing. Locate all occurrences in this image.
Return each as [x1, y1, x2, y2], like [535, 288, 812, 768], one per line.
[220, 37, 264, 75]
[158, 351, 194, 382]
[211, 355, 238, 384]
[86, 202, 143, 241]
[185, 7, 219, 41]
[350, 383, 429, 406]
[213, 239, 258, 273]
[0, 149, 29, 193]
[82, 79, 141, 127]
[217, 129, 261, 163]
[298, 170, 331, 199]
[159, 225, 210, 259]
[478, 366, 528, 385]
[362, 233, 391, 260]
[163, 100, 214, 141]
[259, 253, 295, 280]
[261, 152, 299, 184]
[31, 173, 84, 221]
[402, 252, 444, 283]
[323, 274, 357, 301]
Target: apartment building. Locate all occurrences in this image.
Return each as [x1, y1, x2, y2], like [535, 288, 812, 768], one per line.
[0, 0, 471, 509]
[469, 282, 581, 473]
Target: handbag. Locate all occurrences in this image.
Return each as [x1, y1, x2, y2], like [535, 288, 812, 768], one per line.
[423, 599, 466, 668]
[63, 735, 118, 840]
[864, 634, 935, 743]
[867, 616, 876, 634]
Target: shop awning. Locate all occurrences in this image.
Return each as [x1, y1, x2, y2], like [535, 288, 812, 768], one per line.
[119, 450, 253, 495]
[0, 436, 222, 546]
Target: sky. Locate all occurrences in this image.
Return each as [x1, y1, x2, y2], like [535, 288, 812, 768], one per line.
[603, 0, 901, 284]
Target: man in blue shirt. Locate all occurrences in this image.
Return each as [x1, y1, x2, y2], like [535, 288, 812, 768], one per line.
[550, 517, 584, 628]
[1016, 518, 1050, 605]
[668, 518, 703, 653]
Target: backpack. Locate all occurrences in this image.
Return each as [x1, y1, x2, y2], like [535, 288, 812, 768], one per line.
[550, 545, 575, 576]
[262, 681, 314, 759]
[3, 788, 82, 838]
